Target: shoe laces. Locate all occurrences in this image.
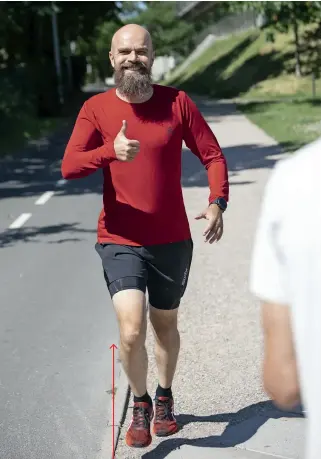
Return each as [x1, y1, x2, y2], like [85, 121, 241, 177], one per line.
[132, 405, 150, 428]
[155, 398, 173, 421]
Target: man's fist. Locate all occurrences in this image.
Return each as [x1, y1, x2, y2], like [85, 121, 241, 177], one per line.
[114, 120, 140, 162]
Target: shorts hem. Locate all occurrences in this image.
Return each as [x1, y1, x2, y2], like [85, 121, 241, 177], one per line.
[148, 299, 181, 310]
[108, 277, 147, 298]
[110, 286, 146, 298]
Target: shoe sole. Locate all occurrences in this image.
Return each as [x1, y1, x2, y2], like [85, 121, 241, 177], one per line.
[125, 437, 152, 448]
[153, 425, 179, 437]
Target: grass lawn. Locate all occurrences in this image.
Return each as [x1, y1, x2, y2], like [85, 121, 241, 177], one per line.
[165, 25, 321, 150]
[239, 98, 321, 152]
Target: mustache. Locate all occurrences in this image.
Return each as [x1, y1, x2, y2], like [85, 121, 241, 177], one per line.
[121, 62, 147, 72]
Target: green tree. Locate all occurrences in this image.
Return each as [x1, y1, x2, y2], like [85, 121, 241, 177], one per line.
[125, 1, 196, 57]
[230, 1, 321, 77]
[0, 1, 119, 116]
[78, 20, 122, 82]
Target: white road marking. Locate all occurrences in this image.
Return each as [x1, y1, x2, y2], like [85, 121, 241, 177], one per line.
[56, 178, 67, 187]
[35, 191, 55, 205]
[7, 176, 67, 231]
[9, 213, 32, 229]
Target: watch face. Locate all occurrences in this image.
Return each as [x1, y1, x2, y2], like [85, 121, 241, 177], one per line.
[217, 198, 227, 210]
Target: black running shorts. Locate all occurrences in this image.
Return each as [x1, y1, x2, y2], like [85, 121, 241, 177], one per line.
[95, 239, 193, 310]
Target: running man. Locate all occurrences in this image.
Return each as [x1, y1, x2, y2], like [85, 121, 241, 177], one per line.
[61, 24, 229, 448]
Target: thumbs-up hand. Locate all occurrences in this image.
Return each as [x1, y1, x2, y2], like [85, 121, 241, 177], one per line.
[114, 120, 140, 162]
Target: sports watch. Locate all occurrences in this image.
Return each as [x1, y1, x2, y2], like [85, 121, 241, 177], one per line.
[210, 197, 227, 212]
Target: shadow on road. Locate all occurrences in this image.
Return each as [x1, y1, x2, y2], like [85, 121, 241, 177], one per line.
[0, 90, 104, 201]
[0, 137, 284, 201]
[141, 401, 304, 458]
[181, 140, 284, 188]
[0, 223, 96, 248]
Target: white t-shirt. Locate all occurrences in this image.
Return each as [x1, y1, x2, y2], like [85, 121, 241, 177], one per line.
[249, 137, 321, 459]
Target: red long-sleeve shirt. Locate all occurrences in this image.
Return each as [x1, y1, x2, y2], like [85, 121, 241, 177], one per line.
[62, 85, 229, 246]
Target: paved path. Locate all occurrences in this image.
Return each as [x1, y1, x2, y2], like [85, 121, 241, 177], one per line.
[0, 121, 122, 459]
[115, 99, 305, 459]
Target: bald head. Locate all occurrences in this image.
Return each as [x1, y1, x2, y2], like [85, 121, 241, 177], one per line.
[111, 24, 153, 53]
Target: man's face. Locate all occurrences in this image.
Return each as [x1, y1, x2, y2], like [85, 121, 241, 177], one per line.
[110, 29, 154, 98]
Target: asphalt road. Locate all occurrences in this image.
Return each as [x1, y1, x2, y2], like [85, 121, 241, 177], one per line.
[0, 128, 119, 459]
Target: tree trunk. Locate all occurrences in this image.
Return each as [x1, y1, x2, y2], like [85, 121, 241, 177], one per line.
[293, 17, 302, 77]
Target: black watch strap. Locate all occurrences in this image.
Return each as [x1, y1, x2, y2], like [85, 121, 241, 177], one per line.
[210, 197, 227, 212]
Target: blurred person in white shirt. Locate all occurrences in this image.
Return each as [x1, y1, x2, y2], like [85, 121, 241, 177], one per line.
[249, 137, 321, 459]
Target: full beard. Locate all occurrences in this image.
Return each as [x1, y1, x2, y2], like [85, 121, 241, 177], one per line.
[115, 64, 152, 98]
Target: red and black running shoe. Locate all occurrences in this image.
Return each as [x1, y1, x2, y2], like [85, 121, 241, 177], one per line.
[153, 396, 178, 437]
[125, 402, 154, 448]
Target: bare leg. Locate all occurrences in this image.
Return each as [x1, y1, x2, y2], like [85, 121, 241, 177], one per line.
[113, 289, 148, 397]
[149, 305, 180, 389]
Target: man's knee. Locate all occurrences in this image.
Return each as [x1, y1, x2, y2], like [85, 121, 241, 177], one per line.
[113, 289, 147, 351]
[149, 305, 179, 339]
[120, 325, 146, 350]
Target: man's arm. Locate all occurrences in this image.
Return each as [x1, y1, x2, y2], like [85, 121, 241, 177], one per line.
[180, 92, 229, 203]
[250, 162, 300, 410]
[61, 101, 116, 180]
[262, 301, 300, 410]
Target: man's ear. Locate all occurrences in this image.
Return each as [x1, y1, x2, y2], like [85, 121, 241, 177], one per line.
[109, 51, 115, 69]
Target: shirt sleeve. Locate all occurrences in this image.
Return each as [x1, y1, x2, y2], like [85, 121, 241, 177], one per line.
[180, 91, 229, 203]
[61, 101, 116, 179]
[249, 162, 289, 305]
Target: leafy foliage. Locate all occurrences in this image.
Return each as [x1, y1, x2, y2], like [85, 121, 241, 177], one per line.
[227, 1, 321, 76]
[123, 1, 196, 57]
[0, 1, 119, 118]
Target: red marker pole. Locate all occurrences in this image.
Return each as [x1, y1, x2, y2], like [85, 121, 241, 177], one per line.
[110, 344, 118, 458]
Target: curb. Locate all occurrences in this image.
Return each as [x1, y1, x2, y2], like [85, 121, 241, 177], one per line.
[113, 365, 130, 458]
[96, 359, 130, 459]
